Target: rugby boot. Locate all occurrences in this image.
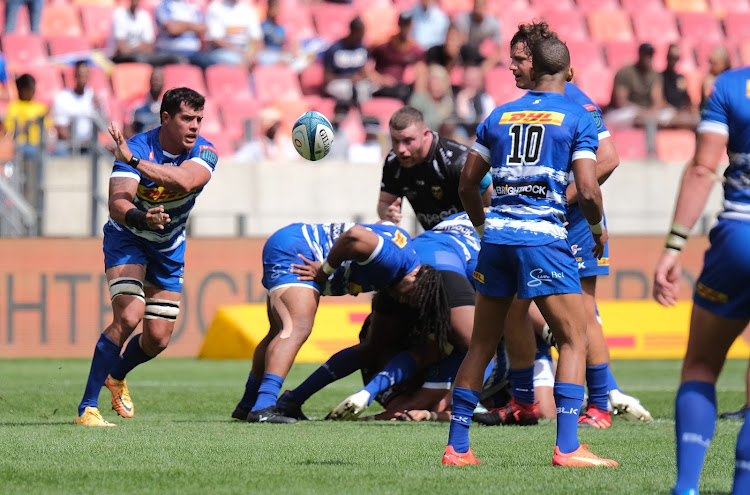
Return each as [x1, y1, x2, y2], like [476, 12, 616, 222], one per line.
[75, 407, 116, 427]
[472, 398, 539, 426]
[246, 406, 298, 424]
[104, 375, 134, 418]
[276, 390, 309, 420]
[442, 446, 483, 466]
[552, 444, 618, 467]
[578, 405, 612, 429]
[231, 405, 250, 421]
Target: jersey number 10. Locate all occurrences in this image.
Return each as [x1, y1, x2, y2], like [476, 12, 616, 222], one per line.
[507, 124, 545, 166]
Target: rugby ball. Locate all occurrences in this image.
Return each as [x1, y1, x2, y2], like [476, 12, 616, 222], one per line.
[291, 111, 335, 161]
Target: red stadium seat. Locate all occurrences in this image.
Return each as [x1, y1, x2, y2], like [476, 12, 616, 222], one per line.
[1, 33, 46, 70]
[277, 4, 316, 41]
[665, 0, 708, 12]
[572, 66, 613, 108]
[40, 2, 83, 37]
[530, 0, 575, 10]
[15, 65, 64, 105]
[205, 64, 252, 104]
[565, 40, 607, 70]
[299, 61, 324, 96]
[487, 0, 530, 16]
[199, 132, 235, 157]
[676, 12, 724, 45]
[656, 129, 695, 163]
[440, 0, 473, 17]
[576, 0, 620, 9]
[723, 13, 750, 43]
[360, 97, 404, 129]
[253, 65, 302, 103]
[620, 0, 667, 12]
[162, 64, 207, 96]
[307, 96, 337, 123]
[362, 4, 399, 47]
[709, 0, 750, 17]
[219, 99, 264, 142]
[198, 98, 225, 140]
[310, 4, 358, 44]
[112, 63, 152, 104]
[587, 10, 634, 43]
[541, 10, 589, 42]
[609, 128, 648, 160]
[603, 41, 639, 70]
[632, 9, 679, 44]
[741, 40, 750, 65]
[497, 8, 540, 45]
[79, 4, 115, 48]
[47, 35, 92, 56]
[485, 66, 526, 105]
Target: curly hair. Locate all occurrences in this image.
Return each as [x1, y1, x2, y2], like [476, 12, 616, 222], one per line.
[510, 20, 559, 56]
[409, 264, 452, 354]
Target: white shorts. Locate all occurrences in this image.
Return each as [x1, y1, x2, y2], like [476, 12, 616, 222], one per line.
[534, 357, 555, 388]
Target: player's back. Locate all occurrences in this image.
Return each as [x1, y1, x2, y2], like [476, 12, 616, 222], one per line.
[413, 212, 481, 280]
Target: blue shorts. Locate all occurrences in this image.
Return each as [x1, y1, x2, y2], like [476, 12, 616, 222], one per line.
[474, 240, 581, 299]
[567, 205, 609, 278]
[694, 219, 750, 319]
[412, 235, 475, 281]
[103, 222, 185, 293]
[261, 224, 320, 293]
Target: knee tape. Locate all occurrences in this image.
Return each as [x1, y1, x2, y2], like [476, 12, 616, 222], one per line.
[144, 298, 180, 321]
[109, 277, 145, 302]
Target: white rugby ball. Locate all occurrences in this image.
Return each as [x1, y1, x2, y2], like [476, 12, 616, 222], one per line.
[291, 111, 335, 161]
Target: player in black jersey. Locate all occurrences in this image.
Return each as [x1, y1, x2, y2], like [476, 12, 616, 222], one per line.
[378, 106, 492, 231]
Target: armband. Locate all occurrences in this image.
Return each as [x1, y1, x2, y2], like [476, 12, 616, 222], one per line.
[474, 222, 485, 238]
[321, 259, 336, 275]
[479, 171, 493, 194]
[665, 222, 690, 254]
[125, 208, 148, 230]
[588, 218, 605, 235]
[127, 155, 140, 169]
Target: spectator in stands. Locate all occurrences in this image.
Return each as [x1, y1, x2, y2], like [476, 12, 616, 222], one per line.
[608, 42, 659, 119]
[2, 74, 51, 159]
[454, 0, 500, 69]
[191, 0, 263, 70]
[154, 0, 207, 65]
[701, 45, 732, 110]
[425, 24, 484, 76]
[110, 0, 181, 66]
[124, 67, 164, 139]
[322, 17, 377, 107]
[454, 65, 494, 138]
[349, 116, 385, 163]
[409, 64, 454, 132]
[4, 0, 42, 34]
[257, 0, 287, 65]
[659, 44, 692, 112]
[407, 0, 450, 51]
[52, 61, 106, 155]
[370, 12, 425, 103]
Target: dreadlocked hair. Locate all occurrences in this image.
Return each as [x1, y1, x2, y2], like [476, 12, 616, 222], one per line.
[409, 265, 452, 354]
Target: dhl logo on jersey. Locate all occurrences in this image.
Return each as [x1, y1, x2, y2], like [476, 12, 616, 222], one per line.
[391, 230, 408, 248]
[499, 111, 565, 126]
[137, 185, 190, 203]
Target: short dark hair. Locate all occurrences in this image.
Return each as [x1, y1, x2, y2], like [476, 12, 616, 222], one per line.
[389, 106, 424, 131]
[15, 73, 36, 92]
[160, 87, 205, 117]
[531, 38, 570, 78]
[350, 16, 364, 33]
[74, 59, 89, 71]
[510, 21, 558, 56]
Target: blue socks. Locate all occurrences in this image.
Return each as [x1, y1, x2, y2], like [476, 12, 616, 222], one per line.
[238, 373, 261, 410]
[554, 382, 584, 454]
[362, 352, 417, 405]
[509, 366, 535, 405]
[586, 363, 610, 410]
[110, 334, 153, 381]
[448, 387, 481, 454]
[289, 347, 361, 404]
[606, 365, 621, 393]
[78, 334, 122, 416]
[673, 381, 716, 495]
[252, 373, 285, 411]
[734, 407, 750, 495]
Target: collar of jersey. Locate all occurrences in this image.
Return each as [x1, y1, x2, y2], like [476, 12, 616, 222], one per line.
[422, 130, 439, 165]
[526, 90, 565, 99]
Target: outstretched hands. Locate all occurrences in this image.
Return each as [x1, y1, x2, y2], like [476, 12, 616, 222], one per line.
[107, 122, 133, 164]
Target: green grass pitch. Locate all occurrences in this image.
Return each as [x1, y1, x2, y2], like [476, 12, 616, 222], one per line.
[0, 358, 746, 494]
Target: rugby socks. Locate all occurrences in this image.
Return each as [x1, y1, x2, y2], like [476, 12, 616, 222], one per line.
[251, 373, 285, 412]
[674, 381, 716, 495]
[733, 407, 750, 495]
[362, 352, 417, 405]
[586, 363, 610, 410]
[110, 334, 152, 381]
[554, 382, 585, 454]
[448, 387, 481, 454]
[509, 366, 535, 405]
[78, 334, 122, 416]
[288, 347, 361, 405]
[237, 373, 261, 410]
[606, 365, 621, 393]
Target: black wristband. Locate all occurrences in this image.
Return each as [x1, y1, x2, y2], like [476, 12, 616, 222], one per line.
[125, 208, 148, 230]
[127, 156, 140, 168]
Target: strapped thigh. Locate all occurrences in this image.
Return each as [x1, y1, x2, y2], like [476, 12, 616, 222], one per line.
[108, 277, 145, 302]
[144, 298, 180, 321]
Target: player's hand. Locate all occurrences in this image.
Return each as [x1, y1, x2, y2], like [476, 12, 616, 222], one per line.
[591, 228, 608, 259]
[384, 197, 402, 225]
[653, 250, 682, 307]
[393, 409, 433, 422]
[146, 205, 170, 230]
[107, 122, 134, 164]
[290, 254, 328, 285]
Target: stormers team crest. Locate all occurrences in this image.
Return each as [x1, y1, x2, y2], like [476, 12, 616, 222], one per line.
[431, 185, 444, 200]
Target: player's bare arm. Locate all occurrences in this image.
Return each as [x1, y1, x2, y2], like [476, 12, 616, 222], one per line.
[567, 137, 620, 204]
[108, 177, 170, 230]
[108, 123, 211, 193]
[571, 156, 608, 258]
[458, 150, 491, 236]
[377, 191, 402, 224]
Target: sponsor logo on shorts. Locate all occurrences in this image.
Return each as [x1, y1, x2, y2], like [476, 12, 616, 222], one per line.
[696, 282, 728, 303]
[578, 261, 586, 270]
[499, 111, 565, 126]
[571, 244, 580, 255]
[267, 264, 287, 281]
[527, 268, 564, 287]
[597, 257, 610, 266]
[495, 181, 548, 199]
[473, 271, 485, 284]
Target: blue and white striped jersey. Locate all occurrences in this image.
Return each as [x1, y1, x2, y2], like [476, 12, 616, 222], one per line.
[472, 90, 599, 246]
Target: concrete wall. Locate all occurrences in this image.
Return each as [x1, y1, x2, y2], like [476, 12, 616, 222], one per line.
[40, 156, 725, 238]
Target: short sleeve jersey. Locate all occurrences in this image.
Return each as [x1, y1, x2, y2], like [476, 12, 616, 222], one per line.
[699, 66, 750, 221]
[109, 127, 218, 250]
[472, 90, 599, 246]
[381, 132, 470, 230]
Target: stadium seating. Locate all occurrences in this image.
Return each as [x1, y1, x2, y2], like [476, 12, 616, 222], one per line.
[694, 42, 738, 70]
[162, 64, 208, 97]
[299, 62, 324, 96]
[541, 10, 590, 42]
[722, 13, 750, 43]
[1, 33, 47, 70]
[360, 97, 404, 130]
[277, 4, 316, 42]
[676, 12, 724, 45]
[576, 0, 620, 9]
[610, 128, 648, 160]
[587, 10, 635, 43]
[620, 0, 668, 12]
[61, 66, 111, 97]
[310, 3, 358, 44]
[709, 0, 750, 16]
[632, 9, 680, 44]
[253, 65, 302, 103]
[219, 99, 263, 142]
[79, 4, 115, 48]
[573, 66, 614, 108]
[565, 40, 607, 70]
[604, 41, 639, 70]
[46, 35, 92, 56]
[651, 40, 697, 73]
[40, 2, 83, 38]
[530, 0, 575, 10]
[111, 62, 152, 104]
[656, 129, 696, 163]
[205, 64, 252, 104]
[361, 4, 399, 48]
[484, 66, 526, 106]
[497, 8, 540, 45]
[438, 0, 473, 17]
[665, 0, 709, 12]
[0, 5, 31, 35]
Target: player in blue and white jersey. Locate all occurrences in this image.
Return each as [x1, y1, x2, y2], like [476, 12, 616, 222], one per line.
[654, 67, 750, 495]
[75, 88, 218, 427]
[230, 221, 454, 423]
[443, 38, 617, 467]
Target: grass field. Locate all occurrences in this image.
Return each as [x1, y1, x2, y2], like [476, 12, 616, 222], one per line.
[0, 358, 746, 494]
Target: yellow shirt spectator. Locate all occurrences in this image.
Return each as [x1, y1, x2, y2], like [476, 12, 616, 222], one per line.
[4, 100, 52, 146]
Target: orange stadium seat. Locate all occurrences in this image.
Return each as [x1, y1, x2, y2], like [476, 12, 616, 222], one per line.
[541, 10, 590, 42]
[610, 128, 648, 160]
[709, 0, 750, 17]
[205, 64, 252, 104]
[253, 65, 302, 103]
[632, 9, 680, 44]
[1, 33, 46, 69]
[362, 4, 399, 48]
[497, 8, 539, 45]
[656, 130, 696, 163]
[15, 65, 64, 105]
[112, 63, 152, 104]
[587, 10, 634, 43]
[310, 4, 358, 44]
[572, 66, 613, 108]
[299, 61, 324, 96]
[665, 0, 708, 12]
[47, 35, 92, 56]
[620, 0, 667, 12]
[79, 4, 115, 48]
[603, 41, 639, 70]
[530, 0, 575, 10]
[676, 12, 724, 45]
[723, 13, 750, 43]
[360, 97, 404, 129]
[683, 69, 703, 107]
[485, 66, 526, 105]
[162, 64, 207, 96]
[40, 2, 83, 37]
